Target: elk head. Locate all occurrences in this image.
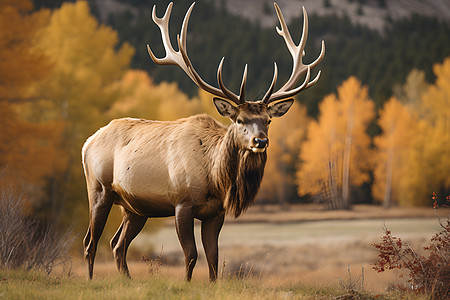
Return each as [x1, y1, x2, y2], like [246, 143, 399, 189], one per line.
[147, 2, 325, 153]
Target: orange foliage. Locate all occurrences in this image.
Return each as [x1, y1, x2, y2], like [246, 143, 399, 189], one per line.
[0, 102, 66, 185]
[110, 71, 229, 123]
[374, 58, 450, 207]
[372, 97, 417, 206]
[297, 77, 374, 205]
[20, 1, 136, 226]
[0, 0, 51, 101]
[0, 0, 65, 187]
[400, 58, 450, 205]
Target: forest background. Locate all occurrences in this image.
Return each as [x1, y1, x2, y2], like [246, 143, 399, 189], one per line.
[1, 0, 449, 247]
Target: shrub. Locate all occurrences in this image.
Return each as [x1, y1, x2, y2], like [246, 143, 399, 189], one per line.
[0, 185, 72, 274]
[338, 265, 365, 292]
[372, 194, 449, 298]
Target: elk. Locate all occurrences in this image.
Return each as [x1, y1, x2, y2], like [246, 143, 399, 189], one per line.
[82, 2, 324, 282]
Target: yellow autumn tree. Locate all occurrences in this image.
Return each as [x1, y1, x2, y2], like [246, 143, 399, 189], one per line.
[296, 77, 374, 209]
[109, 71, 228, 123]
[108, 70, 162, 120]
[420, 57, 450, 190]
[258, 102, 309, 205]
[0, 0, 50, 101]
[0, 0, 66, 192]
[29, 1, 133, 127]
[297, 95, 340, 206]
[20, 1, 134, 226]
[398, 58, 450, 206]
[372, 97, 417, 207]
[156, 87, 228, 122]
[156, 84, 201, 120]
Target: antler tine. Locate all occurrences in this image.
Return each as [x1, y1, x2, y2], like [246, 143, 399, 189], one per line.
[270, 66, 311, 102]
[179, 2, 193, 55]
[274, 4, 299, 60]
[309, 40, 325, 70]
[148, 3, 174, 64]
[275, 4, 307, 90]
[176, 37, 233, 101]
[262, 63, 278, 104]
[217, 58, 241, 104]
[147, 4, 169, 63]
[306, 69, 322, 89]
[265, 4, 325, 104]
[238, 64, 248, 103]
[148, 2, 244, 105]
[147, 2, 195, 81]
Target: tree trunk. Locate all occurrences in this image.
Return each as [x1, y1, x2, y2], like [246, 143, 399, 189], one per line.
[342, 110, 354, 210]
[327, 160, 340, 210]
[383, 147, 394, 209]
[277, 142, 289, 210]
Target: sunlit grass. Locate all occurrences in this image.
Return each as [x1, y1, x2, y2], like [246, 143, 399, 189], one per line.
[0, 268, 380, 300]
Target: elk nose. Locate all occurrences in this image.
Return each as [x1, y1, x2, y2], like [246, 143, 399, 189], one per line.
[254, 138, 268, 148]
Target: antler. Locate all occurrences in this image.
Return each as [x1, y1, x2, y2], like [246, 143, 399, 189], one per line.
[147, 2, 246, 105]
[262, 4, 325, 104]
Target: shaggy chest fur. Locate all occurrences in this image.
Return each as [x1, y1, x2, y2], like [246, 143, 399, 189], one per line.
[208, 127, 267, 218]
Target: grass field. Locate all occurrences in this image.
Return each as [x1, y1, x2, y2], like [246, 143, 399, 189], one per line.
[130, 217, 440, 292]
[1, 205, 446, 299]
[0, 268, 380, 300]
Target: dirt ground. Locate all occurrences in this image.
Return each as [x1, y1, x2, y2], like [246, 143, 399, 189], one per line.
[226, 203, 443, 223]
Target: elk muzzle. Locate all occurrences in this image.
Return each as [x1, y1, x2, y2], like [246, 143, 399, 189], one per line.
[251, 137, 268, 153]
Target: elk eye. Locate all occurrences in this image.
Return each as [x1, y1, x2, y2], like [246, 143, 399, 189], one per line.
[268, 119, 272, 125]
[236, 119, 244, 125]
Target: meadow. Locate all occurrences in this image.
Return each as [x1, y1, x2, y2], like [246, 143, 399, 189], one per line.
[0, 268, 373, 300]
[2, 205, 444, 299]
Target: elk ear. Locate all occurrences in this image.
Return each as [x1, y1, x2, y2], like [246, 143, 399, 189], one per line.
[213, 98, 238, 119]
[268, 98, 294, 118]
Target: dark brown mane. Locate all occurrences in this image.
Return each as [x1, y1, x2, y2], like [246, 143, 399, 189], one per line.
[225, 150, 266, 217]
[213, 126, 267, 218]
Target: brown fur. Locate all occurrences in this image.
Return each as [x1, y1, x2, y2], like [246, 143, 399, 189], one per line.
[210, 126, 267, 217]
[226, 150, 266, 217]
[82, 94, 298, 282]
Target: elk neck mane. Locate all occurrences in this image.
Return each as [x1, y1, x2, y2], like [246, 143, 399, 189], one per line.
[204, 117, 267, 218]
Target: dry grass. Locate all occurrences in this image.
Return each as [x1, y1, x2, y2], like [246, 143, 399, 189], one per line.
[0, 266, 365, 300]
[2, 204, 441, 299]
[79, 205, 446, 295]
[72, 260, 400, 293]
[0, 186, 72, 274]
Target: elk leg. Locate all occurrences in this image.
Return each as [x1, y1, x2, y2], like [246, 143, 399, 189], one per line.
[110, 221, 124, 252]
[83, 186, 114, 279]
[175, 204, 197, 282]
[201, 213, 225, 282]
[111, 210, 147, 277]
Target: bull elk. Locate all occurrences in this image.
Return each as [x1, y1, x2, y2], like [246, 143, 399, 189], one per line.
[82, 2, 324, 281]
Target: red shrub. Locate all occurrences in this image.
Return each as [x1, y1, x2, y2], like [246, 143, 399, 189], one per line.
[372, 194, 449, 298]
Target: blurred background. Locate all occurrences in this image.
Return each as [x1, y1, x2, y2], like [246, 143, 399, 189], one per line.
[0, 0, 449, 290]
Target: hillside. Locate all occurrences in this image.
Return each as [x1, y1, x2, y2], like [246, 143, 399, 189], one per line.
[92, 0, 450, 32]
[36, 0, 445, 118]
[217, 0, 450, 32]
